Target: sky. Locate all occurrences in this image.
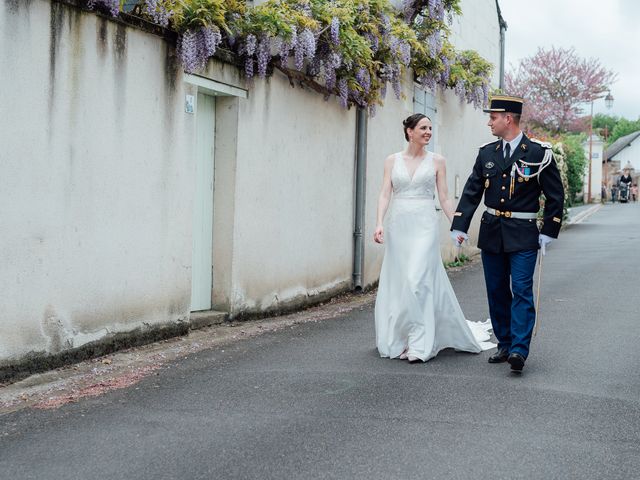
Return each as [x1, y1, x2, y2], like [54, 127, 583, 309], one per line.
[498, 0, 640, 120]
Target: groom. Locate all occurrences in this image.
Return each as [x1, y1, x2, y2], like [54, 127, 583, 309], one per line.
[450, 95, 564, 373]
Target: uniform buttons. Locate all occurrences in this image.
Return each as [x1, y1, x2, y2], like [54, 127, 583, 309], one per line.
[502, 174, 507, 178]
[500, 198, 505, 203]
[501, 186, 506, 190]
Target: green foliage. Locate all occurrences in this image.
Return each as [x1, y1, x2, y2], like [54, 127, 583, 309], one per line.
[120, 0, 493, 110]
[592, 113, 619, 137]
[171, 0, 235, 31]
[444, 254, 470, 269]
[608, 117, 640, 146]
[556, 134, 587, 206]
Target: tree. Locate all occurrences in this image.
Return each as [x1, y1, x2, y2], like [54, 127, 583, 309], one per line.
[592, 113, 619, 136]
[608, 118, 640, 146]
[505, 47, 616, 133]
[559, 134, 588, 206]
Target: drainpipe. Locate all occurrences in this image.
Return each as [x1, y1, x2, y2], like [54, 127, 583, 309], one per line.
[353, 108, 367, 291]
[497, 0, 508, 90]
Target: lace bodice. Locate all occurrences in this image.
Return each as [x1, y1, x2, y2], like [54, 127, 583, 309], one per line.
[391, 151, 436, 199]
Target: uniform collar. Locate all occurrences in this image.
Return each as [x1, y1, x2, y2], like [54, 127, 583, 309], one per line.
[502, 131, 524, 153]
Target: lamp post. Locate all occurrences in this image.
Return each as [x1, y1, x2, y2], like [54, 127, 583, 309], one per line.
[587, 91, 614, 203]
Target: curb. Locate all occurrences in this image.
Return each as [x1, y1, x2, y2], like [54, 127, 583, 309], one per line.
[566, 204, 602, 226]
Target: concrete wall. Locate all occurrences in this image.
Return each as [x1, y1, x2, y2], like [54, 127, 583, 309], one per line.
[0, 0, 501, 367]
[226, 71, 357, 314]
[610, 138, 640, 173]
[0, 0, 198, 364]
[583, 135, 604, 202]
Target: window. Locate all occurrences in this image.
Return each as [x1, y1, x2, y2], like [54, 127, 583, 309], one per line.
[413, 85, 438, 152]
[122, 1, 137, 12]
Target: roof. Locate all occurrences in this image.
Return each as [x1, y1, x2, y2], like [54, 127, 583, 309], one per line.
[605, 130, 640, 160]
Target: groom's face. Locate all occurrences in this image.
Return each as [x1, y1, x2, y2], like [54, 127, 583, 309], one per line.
[487, 112, 508, 138]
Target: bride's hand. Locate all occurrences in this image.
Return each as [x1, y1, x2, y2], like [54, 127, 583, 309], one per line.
[374, 225, 384, 244]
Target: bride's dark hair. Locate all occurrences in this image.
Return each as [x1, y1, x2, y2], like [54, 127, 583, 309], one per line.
[403, 113, 431, 141]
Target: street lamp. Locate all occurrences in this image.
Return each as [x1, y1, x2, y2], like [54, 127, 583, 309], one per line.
[587, 91, 614, 203]
[605, 91, 614, 109]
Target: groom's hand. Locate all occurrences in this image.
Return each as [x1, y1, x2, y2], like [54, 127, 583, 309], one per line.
[538, 234, 553, 255]
[450, 230, 468, 247]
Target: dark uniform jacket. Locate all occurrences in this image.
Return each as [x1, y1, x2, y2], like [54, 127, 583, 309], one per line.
[451, 134, 565, 254]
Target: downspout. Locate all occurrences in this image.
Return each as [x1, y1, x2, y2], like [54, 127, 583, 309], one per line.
[353, 108, 367, 291]
[496, 0, 508, 90]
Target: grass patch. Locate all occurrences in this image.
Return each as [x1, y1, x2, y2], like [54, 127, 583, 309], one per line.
[444, 254, 471, 269]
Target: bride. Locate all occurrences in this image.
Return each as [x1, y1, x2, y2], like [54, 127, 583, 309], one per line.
[374, 114, 494, 362]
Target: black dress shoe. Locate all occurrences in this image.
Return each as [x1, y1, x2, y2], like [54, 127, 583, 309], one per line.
[488, 349, 509, 363]
[508, 353, 525, 373]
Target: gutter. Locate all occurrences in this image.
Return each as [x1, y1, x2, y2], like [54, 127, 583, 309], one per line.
[352, 108, 368, 291]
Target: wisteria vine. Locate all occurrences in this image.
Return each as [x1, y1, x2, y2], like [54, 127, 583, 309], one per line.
[86, 0, 493, 112]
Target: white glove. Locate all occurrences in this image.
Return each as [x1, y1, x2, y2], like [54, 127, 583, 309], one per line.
[451, 230, 468, 247]
[539, 234, 553, 256]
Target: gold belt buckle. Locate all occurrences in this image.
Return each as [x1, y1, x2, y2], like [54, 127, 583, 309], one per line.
[504, 211, 512, 218]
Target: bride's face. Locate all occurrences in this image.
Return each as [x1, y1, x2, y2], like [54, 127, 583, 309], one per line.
[409, 118, 432, 146]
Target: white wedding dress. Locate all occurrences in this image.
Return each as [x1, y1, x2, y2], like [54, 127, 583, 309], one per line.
[375, 151, 495, 361]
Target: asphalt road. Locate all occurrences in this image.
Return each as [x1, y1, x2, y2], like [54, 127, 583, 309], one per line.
[1, 203, 639, 479]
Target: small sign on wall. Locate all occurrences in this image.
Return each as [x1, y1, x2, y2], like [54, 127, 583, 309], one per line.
[185, 94, 195, 114]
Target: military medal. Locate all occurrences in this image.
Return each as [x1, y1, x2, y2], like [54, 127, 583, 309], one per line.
[518, 177, 524, 183]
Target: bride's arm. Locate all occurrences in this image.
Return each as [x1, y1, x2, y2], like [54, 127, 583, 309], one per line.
[374, 155, 395, 243]
[434, 154, 456, 224]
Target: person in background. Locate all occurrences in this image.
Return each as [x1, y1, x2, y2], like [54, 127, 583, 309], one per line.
[611, 183, 618, 203]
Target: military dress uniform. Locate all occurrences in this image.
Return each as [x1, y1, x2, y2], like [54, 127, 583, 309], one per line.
[452, 96, 564, 369]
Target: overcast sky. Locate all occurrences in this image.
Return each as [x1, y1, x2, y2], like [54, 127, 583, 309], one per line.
[498, 0, 639, 120]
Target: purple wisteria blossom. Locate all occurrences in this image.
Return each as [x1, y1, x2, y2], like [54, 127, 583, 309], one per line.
[324, 66, 337, 90]
[338, 78, 349, 108]
[87, 0, 119, 17]
[177, 26, 222, 73]
[364, 32, 379, 54]
[399, 41, 411, 66]
[390, 65, 402, 99]
[294, 28, 316, 71]
[355, 67, 371, 93]
[308, 56, 322, 76]
[379, 14, 391, 36]
[419, 73, 437, 91]
[402, 0, 415, 22]
[330, 17, 340, 45]
[428, 0, 445, 22]
[177, 30, 198, 72]
[279, 39, 291, 67]
[245, 34, 257, 57]
[454, 79, 466, 100]
[143, 0, 172, 27]
[426, 31, 442, 55]
[245, 58, 254, 79]
[440, 54, 451, 83]
[256, 36, 271, 77]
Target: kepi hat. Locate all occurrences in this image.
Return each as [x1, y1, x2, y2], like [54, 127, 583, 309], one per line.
[483, 95, 524, 115]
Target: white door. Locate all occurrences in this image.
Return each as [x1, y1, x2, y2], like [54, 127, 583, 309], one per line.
[191, 92, 215, 311]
